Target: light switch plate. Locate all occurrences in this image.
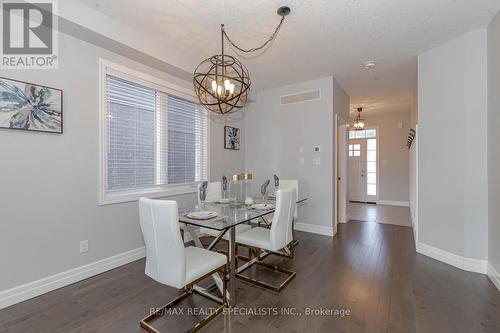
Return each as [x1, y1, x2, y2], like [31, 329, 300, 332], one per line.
[80, 240, 89, 254]
[313, 157, 321, 165]
[299, 146, 304, 153]
[299, 157, 305, 165]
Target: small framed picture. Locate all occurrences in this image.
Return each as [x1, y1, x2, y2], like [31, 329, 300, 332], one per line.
[224, 126, 240, 150]
[0, 77, 63, 134]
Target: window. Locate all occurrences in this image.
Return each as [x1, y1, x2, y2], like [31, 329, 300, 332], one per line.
[349, 144, 360, 157]
[349, 128, 376, 140]
[100, 61, 208, 204]
[365, 129, 376, 138]
[366, 138, 377, 196]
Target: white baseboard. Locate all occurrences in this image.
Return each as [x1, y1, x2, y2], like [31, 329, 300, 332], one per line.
[411, 215, 417, 245]
[294, 222, 334, 237]
[0, 229, 214, 310]
[0, 247, 146, 310]
[377, 200, 410, 207]
[416, 242, 487, 274]
[487, 262, 500, 291]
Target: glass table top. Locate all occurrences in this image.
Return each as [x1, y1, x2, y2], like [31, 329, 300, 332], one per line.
[179, 197, 307, 231]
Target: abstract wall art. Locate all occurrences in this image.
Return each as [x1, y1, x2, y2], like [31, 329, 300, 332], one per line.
[224, 126, 240, 150]
[0, 77, 63, 134]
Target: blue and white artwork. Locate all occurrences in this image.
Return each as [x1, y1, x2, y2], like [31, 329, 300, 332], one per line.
[0, 77, 63, 133]
[224, 126, 240, 150]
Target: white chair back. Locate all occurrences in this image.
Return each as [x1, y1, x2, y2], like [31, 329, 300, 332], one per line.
[270, 188, 296, 251]
[198, 182, 222, 204]
[278, 179, 299, 219]
[139, 198, 186, 289]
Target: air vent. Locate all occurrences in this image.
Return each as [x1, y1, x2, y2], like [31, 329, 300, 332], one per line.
[280, 89, 321, 105]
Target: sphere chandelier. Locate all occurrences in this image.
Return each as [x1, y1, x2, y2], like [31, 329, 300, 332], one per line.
[353, 107, 365, 130]
[193, 6, 291, 115]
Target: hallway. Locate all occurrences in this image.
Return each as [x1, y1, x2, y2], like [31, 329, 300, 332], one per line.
[348, 202, 413, 227]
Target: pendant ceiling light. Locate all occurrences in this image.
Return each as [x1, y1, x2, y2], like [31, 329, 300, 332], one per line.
[353, 107, 365, 130]
[193, 6, 291, 115]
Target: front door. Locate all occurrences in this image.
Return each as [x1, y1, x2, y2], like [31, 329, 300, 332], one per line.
[348, 128, 378, 203]
[348, 140, 365, 202]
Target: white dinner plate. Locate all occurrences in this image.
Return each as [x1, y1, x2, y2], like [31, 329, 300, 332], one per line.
[250, 203, 275, 210]
[214, 198, 233, 204]
[186, 211, 218, 220]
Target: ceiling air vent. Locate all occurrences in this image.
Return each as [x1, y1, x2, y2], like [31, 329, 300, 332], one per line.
[280, 89, 321, 105]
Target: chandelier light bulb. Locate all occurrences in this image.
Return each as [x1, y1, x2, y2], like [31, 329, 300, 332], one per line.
[229, 83, 235, 95]
[217, 85, 222, 96]
[211, 80, 217, 92]
[224, 79, 231, 91]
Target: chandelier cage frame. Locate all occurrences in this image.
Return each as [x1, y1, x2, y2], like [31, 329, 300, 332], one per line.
[353, 107, 365, 131]
[193, 6, 290, 115]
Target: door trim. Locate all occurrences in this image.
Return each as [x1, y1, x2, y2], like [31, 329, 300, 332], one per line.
[347, 126, 379, 203]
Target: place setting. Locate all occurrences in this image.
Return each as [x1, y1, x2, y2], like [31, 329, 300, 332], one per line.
[181, 210, 227, 223]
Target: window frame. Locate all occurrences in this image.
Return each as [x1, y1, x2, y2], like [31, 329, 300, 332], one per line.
[348, 143, 361, 157]
[98, 59, 210, 205]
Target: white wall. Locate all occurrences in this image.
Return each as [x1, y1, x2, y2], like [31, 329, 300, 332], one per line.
[210, 118, 246, 182]
[333, 78, 350, 227]
[408, 126, 418, 237]
[245, 76, 349, 233]
[488, 11, 500, 283]
[418, 30, 488, 262]
[333, 78, 350, 124]
[0, 32, 243, 294]
[409, 71, 418, 235]
[351, 111, 411, 203]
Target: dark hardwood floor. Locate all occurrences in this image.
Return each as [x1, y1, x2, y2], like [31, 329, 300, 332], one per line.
[1, 221, 499, 333]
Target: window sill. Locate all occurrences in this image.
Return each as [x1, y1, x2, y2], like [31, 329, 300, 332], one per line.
[99, 184, 198, 206]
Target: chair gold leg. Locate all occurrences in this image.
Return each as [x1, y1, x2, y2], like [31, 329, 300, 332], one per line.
[140, 266, 226, 333]
[222, 264, 227, 306]
[235, 251, 296, 293]
[186, 304, 224, 333]
[140, 291, 192, 333]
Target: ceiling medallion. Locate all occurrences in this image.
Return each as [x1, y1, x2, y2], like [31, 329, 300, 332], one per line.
[193, 6, 291, 115]
[353, 107, 365, 130]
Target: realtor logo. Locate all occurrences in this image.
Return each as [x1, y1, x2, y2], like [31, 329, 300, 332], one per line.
[1, 0, 58, 69]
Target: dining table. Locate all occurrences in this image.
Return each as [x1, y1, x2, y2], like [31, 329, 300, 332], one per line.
[178, 197, 307, 307]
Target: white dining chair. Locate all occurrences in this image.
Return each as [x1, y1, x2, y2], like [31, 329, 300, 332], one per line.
[277, 179, 300, 247]
[261, 179, 299, 247]
[199, 181, 252, 240]
[277, 179, 299, 220]
[138, 198, 227, 333]
[235, 188, 297, 292]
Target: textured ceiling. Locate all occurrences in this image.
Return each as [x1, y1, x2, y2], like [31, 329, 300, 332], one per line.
[78, 0, 500, 114]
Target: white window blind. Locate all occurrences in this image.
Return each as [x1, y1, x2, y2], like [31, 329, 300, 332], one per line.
[105, 74, 208, 194]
